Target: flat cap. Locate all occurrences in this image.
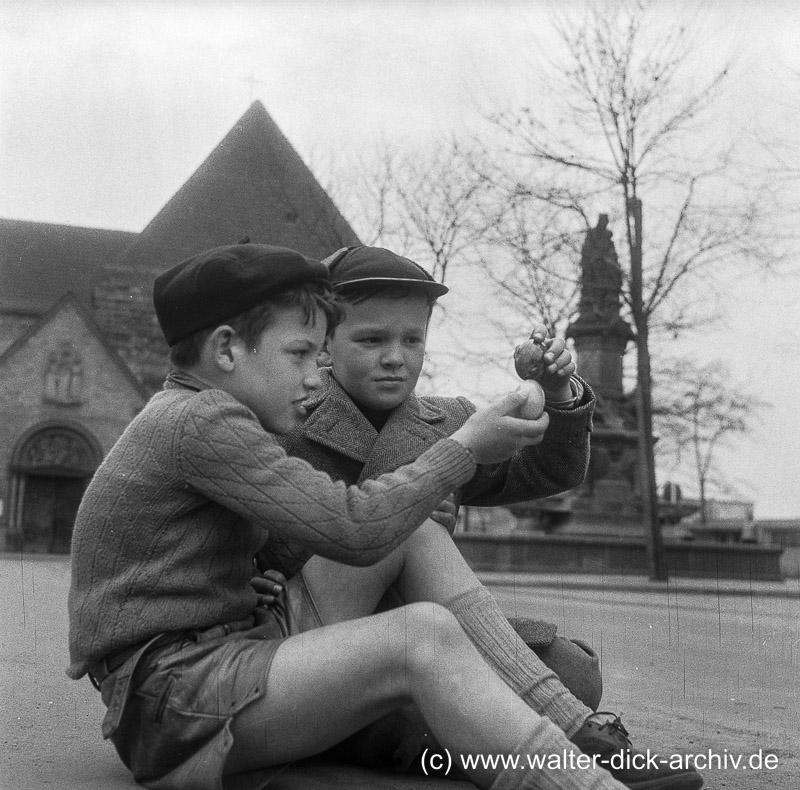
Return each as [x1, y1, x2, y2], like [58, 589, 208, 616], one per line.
[322, 246, 448, 297]
[153, 243, 329, 345]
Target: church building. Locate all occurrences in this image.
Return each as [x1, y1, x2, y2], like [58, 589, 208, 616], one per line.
[0, 101, 360, 552]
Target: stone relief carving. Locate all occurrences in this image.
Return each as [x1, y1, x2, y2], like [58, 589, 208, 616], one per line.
[18, 428, 96, 473]
[43, 341, 84, 405]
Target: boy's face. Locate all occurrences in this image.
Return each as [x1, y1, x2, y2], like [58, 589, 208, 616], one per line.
[227, 305, 326, 434]
[325, 292, 429, 411]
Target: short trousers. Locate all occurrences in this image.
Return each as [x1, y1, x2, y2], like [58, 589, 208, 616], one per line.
[98, 571, 323, 790]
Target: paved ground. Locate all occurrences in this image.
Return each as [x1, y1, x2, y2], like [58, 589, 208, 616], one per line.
[489, 576, 799, 789]
[1, 554, 797, 789]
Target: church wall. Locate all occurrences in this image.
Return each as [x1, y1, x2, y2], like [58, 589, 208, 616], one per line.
[0, 304, 147, 547]
[0, 101, 364, 550]
[92, 280, 169, 393]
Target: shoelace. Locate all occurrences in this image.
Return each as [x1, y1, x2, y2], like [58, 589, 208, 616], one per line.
[587, 712, 633, 751]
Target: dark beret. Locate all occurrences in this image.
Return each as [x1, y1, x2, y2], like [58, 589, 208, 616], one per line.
[322, 246, 448, 297]
[153, 243, 329, 345]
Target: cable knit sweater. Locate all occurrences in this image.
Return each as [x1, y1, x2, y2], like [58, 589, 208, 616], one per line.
[265, 370, 594, 577]
[67, 374, 475, 678]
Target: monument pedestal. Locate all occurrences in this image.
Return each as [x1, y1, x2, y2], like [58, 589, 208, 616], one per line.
[560, 494, 645, 537]
[559, 423, 647, 537]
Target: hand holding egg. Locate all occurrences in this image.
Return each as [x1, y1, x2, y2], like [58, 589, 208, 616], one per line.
[514, 380, 547, 421]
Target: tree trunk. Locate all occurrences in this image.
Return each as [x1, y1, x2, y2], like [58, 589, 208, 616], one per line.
[627, 197, 667, 581]
[699, 475, 708, 526]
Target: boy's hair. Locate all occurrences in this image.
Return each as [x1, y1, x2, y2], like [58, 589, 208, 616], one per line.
[169, 281, 343, 368]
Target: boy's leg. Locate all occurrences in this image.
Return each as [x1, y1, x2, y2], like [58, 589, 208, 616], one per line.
[225, 601, 624, 790]
[303, 518, 591, 736]
[302, 522, 704, 790]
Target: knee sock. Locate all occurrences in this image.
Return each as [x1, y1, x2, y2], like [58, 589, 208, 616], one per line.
[490, 719, 626, 790]
[446, 585, 590, 736]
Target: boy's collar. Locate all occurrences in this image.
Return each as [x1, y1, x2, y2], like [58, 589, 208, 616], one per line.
[300, 368, 334, 410]
[164, 368, 214, 393]
[297, 368, 450, 468]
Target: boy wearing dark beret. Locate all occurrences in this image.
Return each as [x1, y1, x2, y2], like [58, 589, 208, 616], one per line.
[67, 243, 640, 790]
[261, 245, 702, 790]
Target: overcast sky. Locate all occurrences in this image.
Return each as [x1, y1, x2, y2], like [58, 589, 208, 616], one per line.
[1, 1, 799, 518]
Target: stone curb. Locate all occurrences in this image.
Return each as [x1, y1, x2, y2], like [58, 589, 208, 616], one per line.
[477, 571, 800, 599]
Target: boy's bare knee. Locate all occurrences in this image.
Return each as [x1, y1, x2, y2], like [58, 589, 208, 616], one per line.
[406, 518, 451, 549]
[399, 601, 457, 629]
[391, 602, 468, 672]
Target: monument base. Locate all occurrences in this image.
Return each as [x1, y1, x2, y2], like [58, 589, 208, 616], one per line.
[533, 481, 648, 538]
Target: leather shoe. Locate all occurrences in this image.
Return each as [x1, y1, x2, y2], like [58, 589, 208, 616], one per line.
[571, 712, 703, 790]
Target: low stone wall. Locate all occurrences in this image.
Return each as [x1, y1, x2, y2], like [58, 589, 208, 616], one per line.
[779, 547, 800, 579]
[453, 533, 784, 581]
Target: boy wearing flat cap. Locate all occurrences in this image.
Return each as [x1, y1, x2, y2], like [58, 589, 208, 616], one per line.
[67, 243, 649, 790]
[258, 245, 702, 790]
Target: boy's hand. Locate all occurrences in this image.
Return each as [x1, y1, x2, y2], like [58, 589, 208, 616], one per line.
[514, 324, 576, 402]
[250, 569, 286, 606]
[451, 387, 550, 465]
[431, 494, 458, 534]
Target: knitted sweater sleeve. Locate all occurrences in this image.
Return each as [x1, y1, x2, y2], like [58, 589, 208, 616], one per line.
[179, 391, 475, 566]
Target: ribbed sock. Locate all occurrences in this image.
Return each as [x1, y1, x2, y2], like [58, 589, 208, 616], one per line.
[489, 719, 626, 790]
[446, 586, 590, 736]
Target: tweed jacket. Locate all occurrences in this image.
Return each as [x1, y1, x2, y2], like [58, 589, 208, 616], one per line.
[266, 369, 595, 576]
[67, 372, 476, 678]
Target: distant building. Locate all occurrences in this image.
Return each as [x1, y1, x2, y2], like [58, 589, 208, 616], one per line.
[0, 101, 360, 552]
[755, 519, 800, 578]
[675, 499, 756, 543]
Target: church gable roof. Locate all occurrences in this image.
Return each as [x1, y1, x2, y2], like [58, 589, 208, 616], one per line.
[108, 101, 361, 277]
[0, 219, 136, 314]
[0, 292, 150, 401]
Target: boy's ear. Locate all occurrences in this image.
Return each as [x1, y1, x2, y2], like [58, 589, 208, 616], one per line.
[207, 325, 239, 372]
[317, 336, 333, 368]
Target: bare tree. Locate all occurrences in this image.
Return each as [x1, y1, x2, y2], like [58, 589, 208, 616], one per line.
[480, 0, 786, 578]
[475, 188, 585, 336]
[314, 137, 396, 248]
[316, 137, 511, 393]
[333, 137, 494, 285]
[653, 358, 768, 525]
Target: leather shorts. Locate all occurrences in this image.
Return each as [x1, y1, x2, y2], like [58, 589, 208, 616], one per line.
[96, 572, 322, 790]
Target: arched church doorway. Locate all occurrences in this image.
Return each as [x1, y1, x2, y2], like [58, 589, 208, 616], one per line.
[9, 424, 101, 553]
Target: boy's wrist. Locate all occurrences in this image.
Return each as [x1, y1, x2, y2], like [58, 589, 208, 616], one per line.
[543, 377, 583, 409]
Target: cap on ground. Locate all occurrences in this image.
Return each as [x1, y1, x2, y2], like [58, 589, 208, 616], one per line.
[153, 243, 329, 345]
[322, 246, 449, 297]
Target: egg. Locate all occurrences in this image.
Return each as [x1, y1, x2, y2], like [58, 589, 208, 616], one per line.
[515, 380, 546, 420]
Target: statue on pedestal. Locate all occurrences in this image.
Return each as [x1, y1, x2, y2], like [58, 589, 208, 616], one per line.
[563, 215, 643, 533]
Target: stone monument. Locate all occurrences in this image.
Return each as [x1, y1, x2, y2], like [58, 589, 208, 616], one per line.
[561, 215, 645, 535]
